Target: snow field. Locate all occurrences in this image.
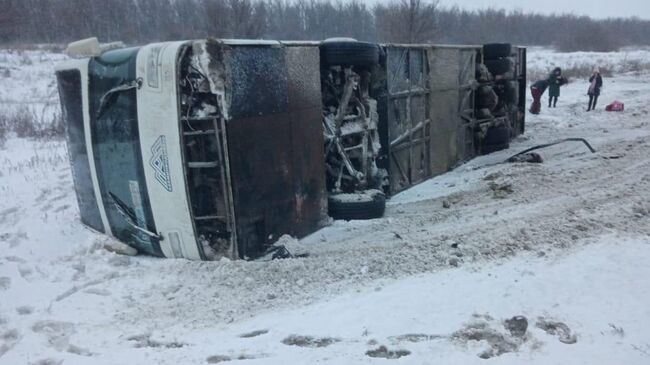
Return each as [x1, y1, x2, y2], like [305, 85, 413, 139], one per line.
[1, 46, 650, 364]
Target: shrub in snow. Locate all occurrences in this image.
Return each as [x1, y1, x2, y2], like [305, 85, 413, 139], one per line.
[0, 115, 6, 147]
[0, 106, 64, 140]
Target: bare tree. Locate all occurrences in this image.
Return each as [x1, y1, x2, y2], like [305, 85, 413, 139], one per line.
[0, 0, 22, 42]
[265, 0, 308, 40]
[556, 21, 619, 52]
[203, 0, 231, 38]
[375, 0, 439, 44]
[228, 0, 268, 38]
[0, 0, 648, 51]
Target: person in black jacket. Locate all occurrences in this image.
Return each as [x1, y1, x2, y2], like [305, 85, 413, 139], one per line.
[587, 67, 604, 111]
[547, 67, 563, 108]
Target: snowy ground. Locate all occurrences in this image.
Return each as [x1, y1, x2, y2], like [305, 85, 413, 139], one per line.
[1, 48, 650, 364]
[0, 48, 64, 118]
[526, 46, 650, 80]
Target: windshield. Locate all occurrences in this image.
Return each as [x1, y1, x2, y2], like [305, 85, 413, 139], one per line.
[87, 47, 162, 256]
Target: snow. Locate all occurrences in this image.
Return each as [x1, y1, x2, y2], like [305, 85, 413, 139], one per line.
[2, 47, 650, 364]
[0, 48, 64, 119]
[527, 46, 650, 70]
[169, 235, 650, 364]
[525, 46, 650, 81]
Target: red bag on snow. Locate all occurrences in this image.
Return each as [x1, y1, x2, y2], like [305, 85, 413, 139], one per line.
[606, 101, 624, 112]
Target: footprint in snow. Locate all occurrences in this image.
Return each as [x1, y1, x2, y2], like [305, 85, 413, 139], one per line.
[66, 344, 95, 357]
[451, 316, 527, 359]
[535, 318, 578, 344]
[238, 329, 268, 338]
[0, 206, 20, 225]
[281, 334, 340, 348]
[18, 265, 34, 280]
[4, 256, 26, 264]
[16, 306, 34, 315]
[83, 288, 111, 296]
[49, 193, 67, 203]
[0, 328, 22, 358]
[34, 189, 51, 204]
[29, 359, 62, 365]
[126, 333, 186, 349]
[206, 353, 268, 363]
[53, 204, 70, 213]
[31, 320, 76, 351]
[0, 277, 11, 291]
[5, 231, 28, 248]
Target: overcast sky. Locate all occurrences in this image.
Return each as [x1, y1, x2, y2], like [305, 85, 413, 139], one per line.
[369, 0, 650, 19]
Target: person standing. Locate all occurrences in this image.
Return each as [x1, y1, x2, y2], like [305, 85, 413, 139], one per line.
[529, 79, 549, 114]
[587, 67, 603, 111]
[547, 67, 565, 108]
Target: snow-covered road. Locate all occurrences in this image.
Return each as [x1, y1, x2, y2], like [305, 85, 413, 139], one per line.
[1, 48, 650, 364]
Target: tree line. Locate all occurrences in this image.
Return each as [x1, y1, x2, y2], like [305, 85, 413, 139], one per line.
[1, 0, 649, 51]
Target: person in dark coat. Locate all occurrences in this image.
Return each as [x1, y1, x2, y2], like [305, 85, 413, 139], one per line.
[547, 67, 567, 108]
[587, 67, 604, 111]
[529, 79, 549, 114]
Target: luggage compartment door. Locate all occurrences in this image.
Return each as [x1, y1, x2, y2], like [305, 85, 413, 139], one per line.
[385, 46, 431, 195]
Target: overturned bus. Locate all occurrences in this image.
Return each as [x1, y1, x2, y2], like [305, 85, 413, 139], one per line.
[55, 38, 525, 260]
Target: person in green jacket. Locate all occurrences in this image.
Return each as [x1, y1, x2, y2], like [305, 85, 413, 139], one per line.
[547, 67, 567, 108]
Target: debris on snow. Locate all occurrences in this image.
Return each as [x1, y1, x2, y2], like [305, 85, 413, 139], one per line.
[365, 345, 411, 359]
